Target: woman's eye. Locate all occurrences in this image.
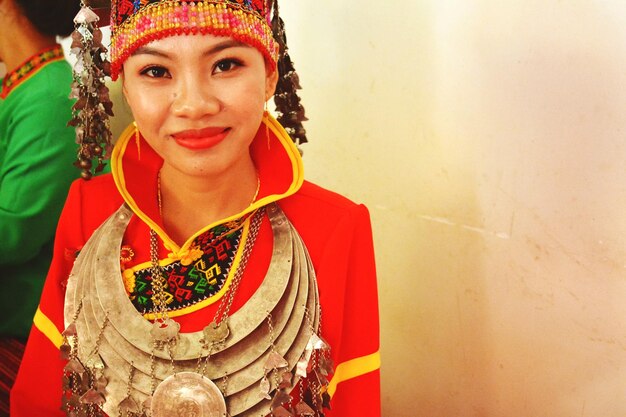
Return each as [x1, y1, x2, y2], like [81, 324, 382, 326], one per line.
[140, 66, 170, 78]
[213, 59, 242, 74]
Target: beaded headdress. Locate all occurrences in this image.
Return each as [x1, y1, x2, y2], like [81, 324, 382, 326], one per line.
[70, 0, 308, 179]
[109, 0, 279, 80]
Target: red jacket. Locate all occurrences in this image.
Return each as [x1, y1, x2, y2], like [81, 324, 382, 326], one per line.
[11, 115, 380, 416]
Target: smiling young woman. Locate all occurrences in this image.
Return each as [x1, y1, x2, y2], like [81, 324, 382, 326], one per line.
[122, 34, 277, 244]
[11, 1, 381, 416]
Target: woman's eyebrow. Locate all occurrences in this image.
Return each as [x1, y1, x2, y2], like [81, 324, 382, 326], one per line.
[132, 40, 250, 58]
[132, 46, 169, 57]
[202, 39, 251, 57]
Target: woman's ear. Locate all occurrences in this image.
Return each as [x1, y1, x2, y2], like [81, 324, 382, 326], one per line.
[265, 67, 279, 101]
[121, 73, 127, 97]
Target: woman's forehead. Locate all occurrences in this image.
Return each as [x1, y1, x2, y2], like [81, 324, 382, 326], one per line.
[131, 35, 252, 57]
[138, 34, 252, 55]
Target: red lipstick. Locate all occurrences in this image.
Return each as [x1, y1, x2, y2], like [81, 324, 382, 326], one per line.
[171, 127, 230, 150]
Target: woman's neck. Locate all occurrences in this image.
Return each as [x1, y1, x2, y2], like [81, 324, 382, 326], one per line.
[158, 155, 259, 246]
[0, 5, 57, 72]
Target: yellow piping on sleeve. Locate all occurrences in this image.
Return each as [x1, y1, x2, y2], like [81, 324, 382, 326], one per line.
[327, 351, 381, 398]
[33, 307, 63, 349]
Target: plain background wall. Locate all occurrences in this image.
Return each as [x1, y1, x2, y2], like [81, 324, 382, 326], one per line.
[7, 1, 626, 416]
[279, 1, 626, 417]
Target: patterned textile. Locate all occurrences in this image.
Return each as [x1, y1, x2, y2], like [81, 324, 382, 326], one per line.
[0, 45, 64, 99]
[126, 220, 246, 313]
[0, 338, 26, 417]
[112, 0, 269, 27]
[109, 0, 278, 79]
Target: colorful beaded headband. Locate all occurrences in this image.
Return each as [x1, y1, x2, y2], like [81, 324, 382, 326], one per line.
[109, 0, 279, 79]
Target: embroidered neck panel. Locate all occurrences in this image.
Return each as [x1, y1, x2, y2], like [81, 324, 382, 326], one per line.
[124, 212, 253, 316]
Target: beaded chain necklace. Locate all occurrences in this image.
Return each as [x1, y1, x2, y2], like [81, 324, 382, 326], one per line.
[147, 172, 264, 415]
[149, 170, 261, 340]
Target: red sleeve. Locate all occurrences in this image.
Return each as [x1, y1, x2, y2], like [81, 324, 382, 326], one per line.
[318, 204, 381, 417]
[10, 180, 87, 417]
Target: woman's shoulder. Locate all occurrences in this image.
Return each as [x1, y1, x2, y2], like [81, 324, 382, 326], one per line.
[21, 60, 72, 98]
[55, 173, 124, 247]
[5, 61, 73, 112]
[281, 180, 369, 227]
[279, 181, 373, 264]
[68, 173, 123, 210]
[290, 180, 363, 209]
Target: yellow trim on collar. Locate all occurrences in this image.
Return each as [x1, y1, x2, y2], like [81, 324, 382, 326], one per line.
[33, 307, 63, 350]
[111, 113, 304, 253]
[327, 351, 381, 398]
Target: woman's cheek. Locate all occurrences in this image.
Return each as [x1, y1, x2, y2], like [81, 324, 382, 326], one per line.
[129, 87, 168, 127]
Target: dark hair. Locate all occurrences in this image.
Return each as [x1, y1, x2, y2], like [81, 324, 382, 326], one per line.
[15, 0, 81, 37]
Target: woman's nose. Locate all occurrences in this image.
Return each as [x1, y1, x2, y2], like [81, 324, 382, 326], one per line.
[170, 75, 220, 118]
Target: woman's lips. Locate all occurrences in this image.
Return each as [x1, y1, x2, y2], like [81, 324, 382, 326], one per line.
[171, 127, 230, 150]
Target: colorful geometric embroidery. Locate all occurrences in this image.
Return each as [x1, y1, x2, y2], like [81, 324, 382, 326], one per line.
[112, 0, 269, 28]
[128, 215, 251, 313]
[0, 45, 64, 99]
[109, 0, 278, 79]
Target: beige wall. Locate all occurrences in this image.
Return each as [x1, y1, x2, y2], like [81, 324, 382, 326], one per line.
[279, 1, 626, 416]
[60, 1, 626, 415]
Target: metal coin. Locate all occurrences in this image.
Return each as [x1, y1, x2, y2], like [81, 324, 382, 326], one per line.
[151, 372, 226, 417]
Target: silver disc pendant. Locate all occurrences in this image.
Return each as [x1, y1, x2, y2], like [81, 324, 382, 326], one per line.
[151, 372, 227, 417]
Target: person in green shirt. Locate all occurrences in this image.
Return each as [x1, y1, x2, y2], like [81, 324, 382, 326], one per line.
[0, 0, 79, 412]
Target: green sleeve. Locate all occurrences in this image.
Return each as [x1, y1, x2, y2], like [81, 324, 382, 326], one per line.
[0, 83, 78, 265]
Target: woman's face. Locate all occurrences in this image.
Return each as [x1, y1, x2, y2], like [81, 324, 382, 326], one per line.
[122, 34, 278, 178]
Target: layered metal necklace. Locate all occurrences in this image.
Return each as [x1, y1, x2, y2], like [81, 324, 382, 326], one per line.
[61, 201, 333, 417]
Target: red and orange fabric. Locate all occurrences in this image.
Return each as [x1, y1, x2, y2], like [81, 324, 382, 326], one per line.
[11, 115, 380, 416]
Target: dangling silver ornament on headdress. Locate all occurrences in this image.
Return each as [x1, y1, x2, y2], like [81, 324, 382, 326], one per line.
[271, 0, 308, 151]
[68, 2, 113, 180]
